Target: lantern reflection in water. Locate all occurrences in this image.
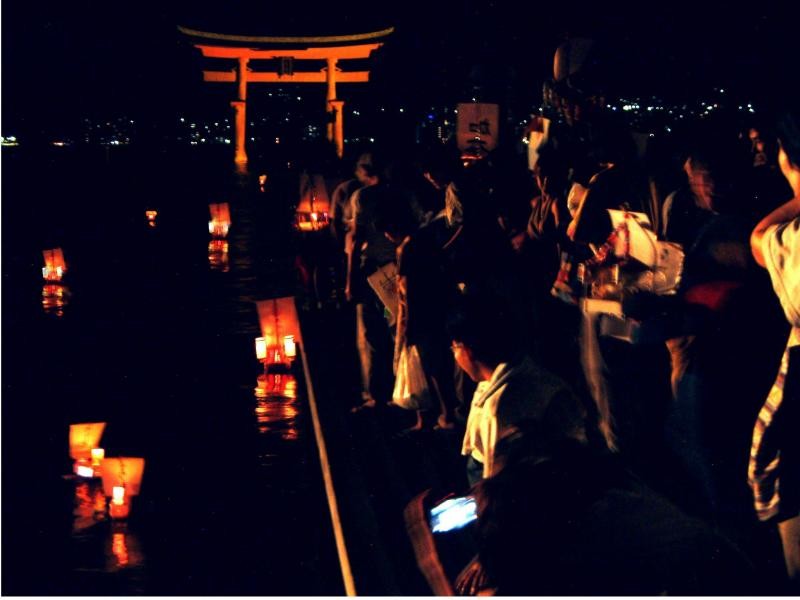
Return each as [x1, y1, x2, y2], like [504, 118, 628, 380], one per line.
[42, 248, 66, 281]
[254, 374, 299, 440]
[105, 525, 143, 571]
[73, 479, 108, 532]
[208, 239, 230, 272]
[42, 283, 70, 317]
[208, 202, 231, 238]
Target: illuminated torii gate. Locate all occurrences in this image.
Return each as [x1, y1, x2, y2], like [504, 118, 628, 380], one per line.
[179, 26, 392, 163]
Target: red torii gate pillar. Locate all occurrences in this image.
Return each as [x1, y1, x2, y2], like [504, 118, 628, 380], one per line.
[232, 56, 249, 164]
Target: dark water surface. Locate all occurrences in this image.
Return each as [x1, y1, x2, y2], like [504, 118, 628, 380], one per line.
[2, 145, 343, 594]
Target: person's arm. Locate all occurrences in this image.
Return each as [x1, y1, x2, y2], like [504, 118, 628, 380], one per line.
[345, 190, 363, 301]
[751, 197, 800, 267]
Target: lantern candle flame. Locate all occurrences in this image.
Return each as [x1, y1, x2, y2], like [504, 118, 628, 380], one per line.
[255, 337, 267, 361]
[112, 486, 126, 505]
[283, 335, 296, 359]
[75, 464, 95, 478]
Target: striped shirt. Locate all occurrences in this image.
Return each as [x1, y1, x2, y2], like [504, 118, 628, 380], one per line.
[749, 218, 800, 521]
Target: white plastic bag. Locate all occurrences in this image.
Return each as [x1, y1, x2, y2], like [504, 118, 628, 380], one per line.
[391, 345, 432, 410]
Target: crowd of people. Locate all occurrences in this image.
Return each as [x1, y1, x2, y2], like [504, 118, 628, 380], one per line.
[297, 37, 800, 594]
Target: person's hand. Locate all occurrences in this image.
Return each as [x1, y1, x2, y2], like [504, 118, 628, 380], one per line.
[509, 230, 527, 253]
[455, 556, 490, 596]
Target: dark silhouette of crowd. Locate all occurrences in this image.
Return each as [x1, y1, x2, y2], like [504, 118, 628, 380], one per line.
[296, 36, 800, 595]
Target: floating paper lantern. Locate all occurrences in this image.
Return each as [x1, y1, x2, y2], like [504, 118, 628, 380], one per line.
[70, 422, 106, 460]
[100, 457, 145, 497]
[254, 297, 302, 365]
[145, 210, 158, 227]
[295, 173, 331, 231]
[208, 202, 231, 238]
[42, 248, 67, 281]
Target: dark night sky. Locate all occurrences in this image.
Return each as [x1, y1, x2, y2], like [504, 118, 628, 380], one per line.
[2, 1, 796, 135]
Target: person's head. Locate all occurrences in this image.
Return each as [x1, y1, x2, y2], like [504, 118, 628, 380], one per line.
[472, 440, 618, 594]
[354, 152, 380, 185]
[682, 122, 752, 214]
[776, 109, 800, 195]
[420, 145, 461, 191]
[446, 293, 522, 381]
[373, 191, 418, 243]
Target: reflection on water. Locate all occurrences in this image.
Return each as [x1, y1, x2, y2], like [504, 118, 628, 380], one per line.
[106, 526, 143, 571]
[254, 374, 299, 441]
[208, 240, 230, 272]
[42, 283, 70, 317]
[73, 481, 104, 533]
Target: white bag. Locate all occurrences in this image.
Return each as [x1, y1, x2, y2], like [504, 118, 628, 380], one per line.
[391, 345, 432, 411]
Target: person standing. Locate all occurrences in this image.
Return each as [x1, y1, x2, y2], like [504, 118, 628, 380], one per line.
[749, 108, 800, 589]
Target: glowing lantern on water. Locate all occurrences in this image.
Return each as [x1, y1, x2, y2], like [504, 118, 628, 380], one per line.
[70, 423, 106, 477]
[42, 248, 67, 281]
[145, 210, 158, 227]
[295, 173, 331, 232]
[208, 202, 231, 238]
[255, 297, 302, 366]
[101, 457, 145, 520]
